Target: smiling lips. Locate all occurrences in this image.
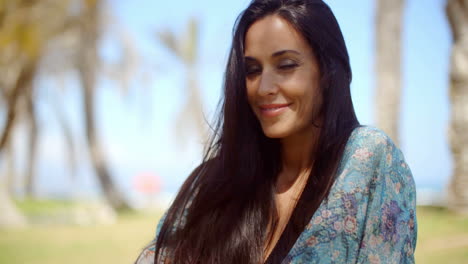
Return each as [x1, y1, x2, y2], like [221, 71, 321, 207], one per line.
[258, 103, 291, 117]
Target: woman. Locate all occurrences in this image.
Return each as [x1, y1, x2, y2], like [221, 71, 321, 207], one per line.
[136, 0, 417, 263]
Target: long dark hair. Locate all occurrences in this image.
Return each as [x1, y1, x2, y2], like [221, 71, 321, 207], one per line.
[153, 0, 359, 263]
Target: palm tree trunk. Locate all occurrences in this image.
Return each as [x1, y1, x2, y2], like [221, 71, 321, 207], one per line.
[0, 62, 36, 154]
[0, 184, 27, 228]
[160, 18, 206, 147]
[375, 0, 405, 146]
[0, 62, 35, 227]
[5, 141, 16, 196]
[25, 78, 38, 198]
[446, 0, 468, 214]
[77, 0, 130, 211]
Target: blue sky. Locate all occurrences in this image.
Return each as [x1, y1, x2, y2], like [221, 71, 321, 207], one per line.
[25, 0, 452, 200]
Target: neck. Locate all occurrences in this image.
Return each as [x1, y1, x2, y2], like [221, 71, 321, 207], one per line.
[277, 124, 321, 190]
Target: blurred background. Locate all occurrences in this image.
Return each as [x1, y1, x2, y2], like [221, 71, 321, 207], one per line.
[0, 0, 467, 263]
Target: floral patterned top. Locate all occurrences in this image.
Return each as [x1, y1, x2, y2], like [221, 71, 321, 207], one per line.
[136, 126, 417, 264]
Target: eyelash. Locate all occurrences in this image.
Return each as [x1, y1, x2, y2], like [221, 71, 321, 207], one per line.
[278, 63, 298, 70]
[246, 62, 299, 76]
[246, 69, 260, 76]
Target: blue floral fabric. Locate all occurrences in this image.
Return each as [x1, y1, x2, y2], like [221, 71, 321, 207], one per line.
[282, 126, 417, 264]
[136, 126, 417, 264]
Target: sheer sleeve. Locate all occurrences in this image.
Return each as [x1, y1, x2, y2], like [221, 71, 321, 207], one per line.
[135, 212, 167, 264]
[356, 139, 417, 264]
[135, 242, 156, 264]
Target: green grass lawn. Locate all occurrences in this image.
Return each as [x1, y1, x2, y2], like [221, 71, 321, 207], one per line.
[415, 206, 468, 264]
[0, 204, 467, 264]
[0, 200, 162, 264]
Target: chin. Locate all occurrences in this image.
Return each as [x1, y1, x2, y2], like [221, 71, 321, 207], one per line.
[261, 126, 291, 139]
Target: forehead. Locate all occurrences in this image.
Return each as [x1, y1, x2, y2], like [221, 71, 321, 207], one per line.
[244, 14, 312, 57]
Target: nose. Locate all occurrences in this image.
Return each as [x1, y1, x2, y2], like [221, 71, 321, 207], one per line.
[258, 70, 278, 96]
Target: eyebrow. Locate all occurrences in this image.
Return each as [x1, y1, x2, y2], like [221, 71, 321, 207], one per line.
[272, 49, 300, 57]
[244, 49, 301, 61]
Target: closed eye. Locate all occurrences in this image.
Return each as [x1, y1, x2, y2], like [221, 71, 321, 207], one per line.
[278, 63, 298, 70]
[278, 58, 300, 71]
[246, 66, 262, 76]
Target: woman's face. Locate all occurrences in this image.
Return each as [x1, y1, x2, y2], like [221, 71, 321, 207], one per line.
[244, 15, 322, 139]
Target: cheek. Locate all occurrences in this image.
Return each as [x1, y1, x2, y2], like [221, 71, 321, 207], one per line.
[286, 76, 318, 102]
[303, 86, 321, 116]
[246, 80, 259, 106]
[288, 77, 321, 120]
[284, 66, 319, 95]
